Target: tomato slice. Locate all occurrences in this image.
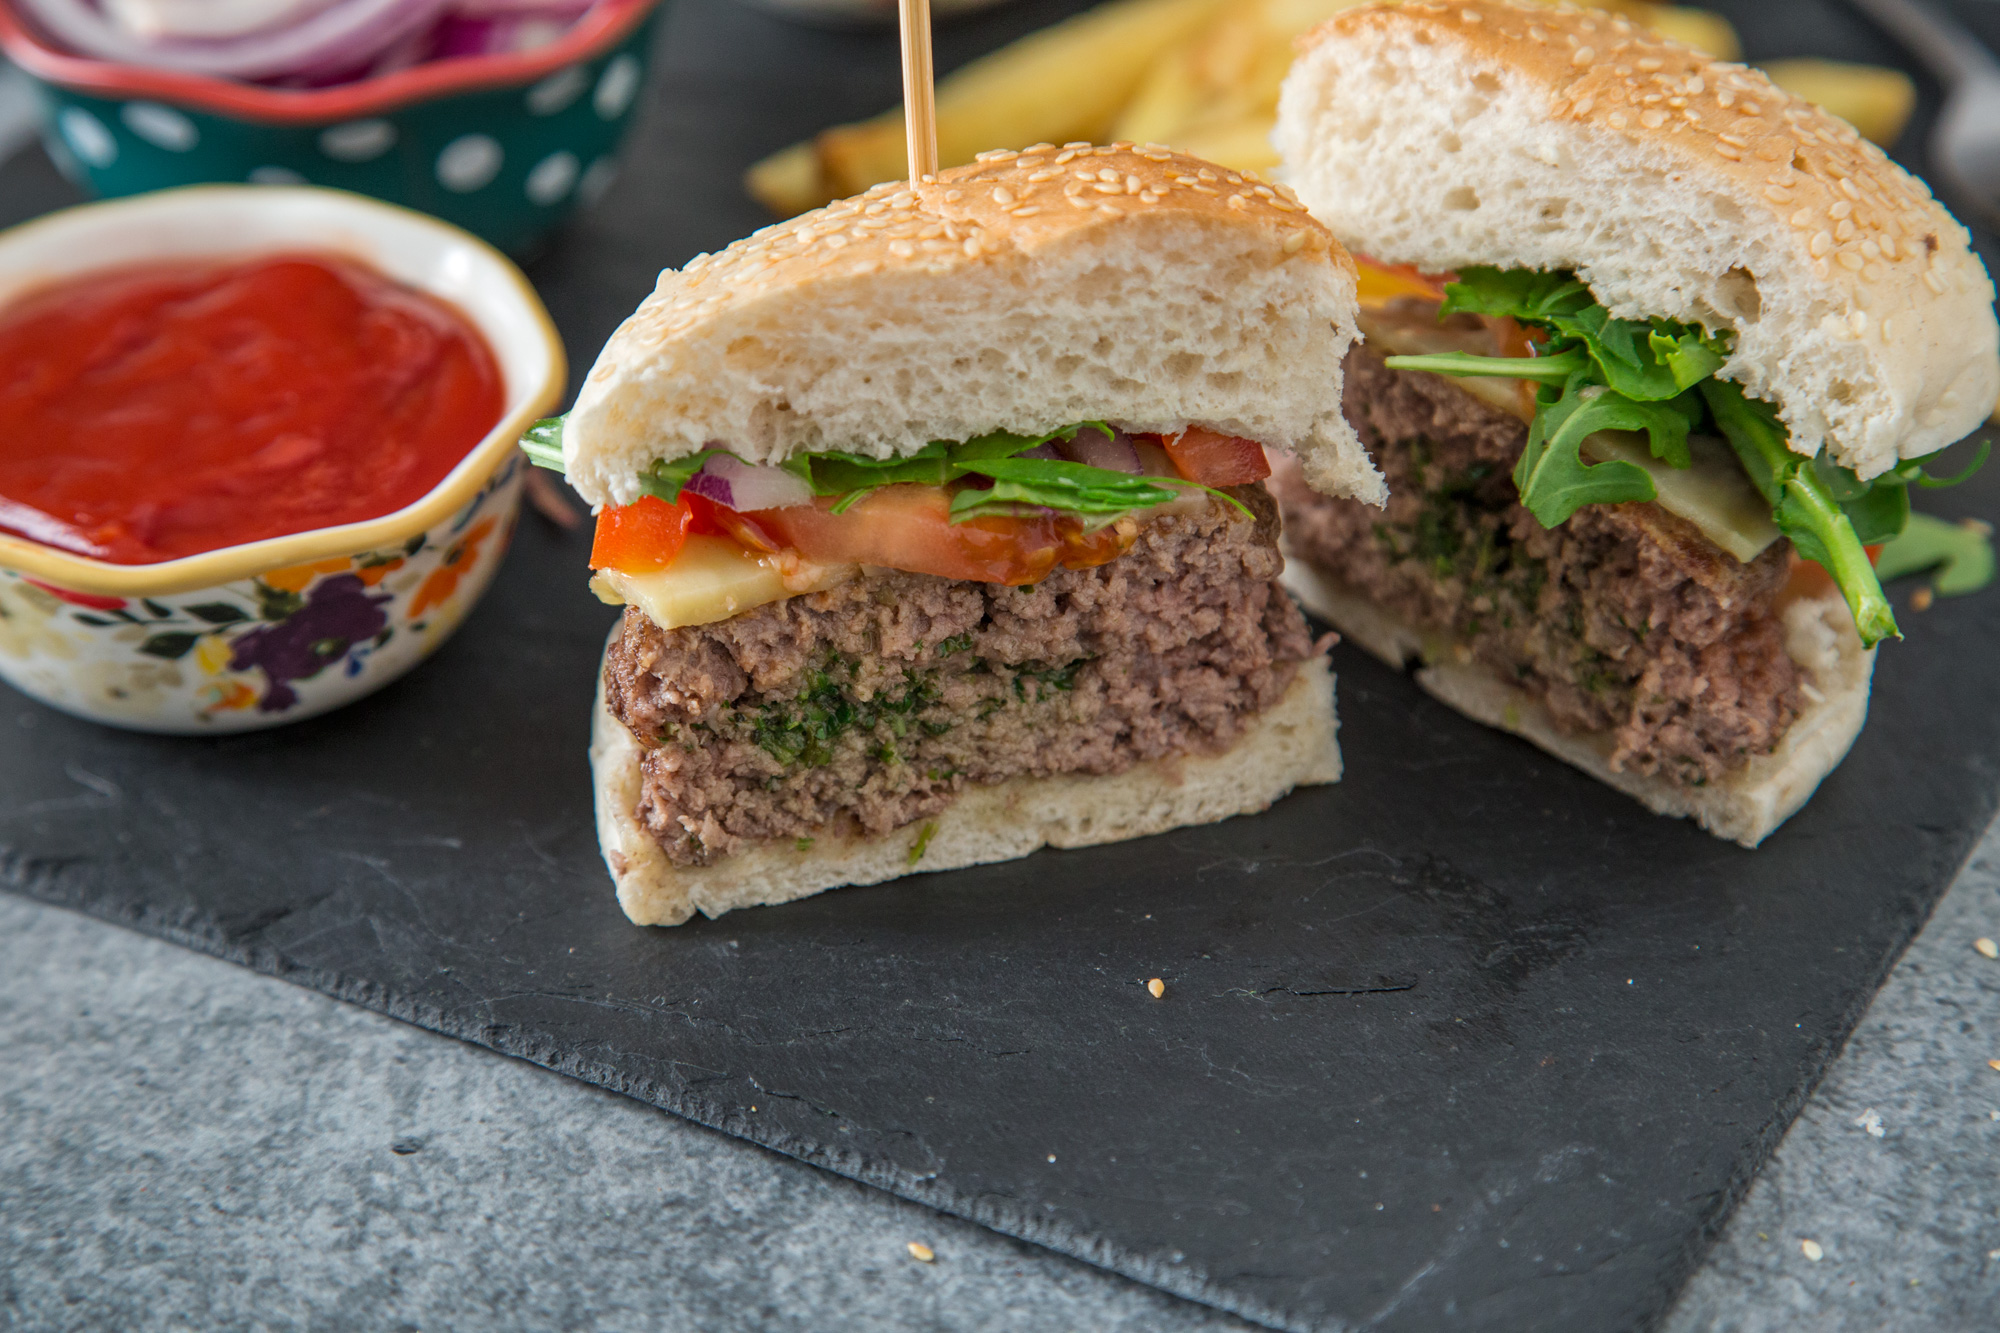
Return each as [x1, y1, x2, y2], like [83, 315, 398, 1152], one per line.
[590, 495, 692, 572]
[1162, 428, 1271, 488]
[748, 485, 1133, 586]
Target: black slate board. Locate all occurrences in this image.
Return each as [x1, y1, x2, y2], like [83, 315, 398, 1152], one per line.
[5, 2, 2000, 1329]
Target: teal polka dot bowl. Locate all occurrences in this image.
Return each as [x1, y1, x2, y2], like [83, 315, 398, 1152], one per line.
[0, 0, 663, 256]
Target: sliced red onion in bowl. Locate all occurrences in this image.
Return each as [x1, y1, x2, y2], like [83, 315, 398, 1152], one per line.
[1055, 427, 1143, 474]
[20, 0, 451, 82]
[100, 0, 343, 43]
[684, 454, 815, 512]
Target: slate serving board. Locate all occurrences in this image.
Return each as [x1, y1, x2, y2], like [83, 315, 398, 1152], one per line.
[4, 2, 1999, 1329]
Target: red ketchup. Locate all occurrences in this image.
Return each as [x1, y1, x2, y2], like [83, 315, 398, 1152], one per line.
[0, 254, 504, 564]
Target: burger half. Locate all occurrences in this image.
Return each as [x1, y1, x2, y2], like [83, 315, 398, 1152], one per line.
[524, 145, 1383, 924]
[1271, 0, 2000, 846]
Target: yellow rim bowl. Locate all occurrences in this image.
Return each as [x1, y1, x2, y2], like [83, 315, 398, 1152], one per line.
[0, 184, 567, 597]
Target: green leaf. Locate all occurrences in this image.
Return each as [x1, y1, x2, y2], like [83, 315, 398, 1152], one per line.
[1838, 479, 1910, 546]
[1648, 325, 1727, 390]
[948, 457, 1177, 521]
[138, 631, 200, 661]
[520, 416, 566, 472]
[636, 449, 724, 504]
[1702, 379, 1899, 645]
[1874, 513, 1996, 596]
[1439, 267, 1595, 323]
[1381, 347, 1588, 386]
[1512, 383, 1667, 527]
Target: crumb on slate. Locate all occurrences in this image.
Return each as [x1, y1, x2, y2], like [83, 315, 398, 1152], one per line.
[907, 1242, 934, 1263]
[1147, 978, 1166, 998]
[1801, 1239, 1824, 1262]
[1976, 937, 1998, 960]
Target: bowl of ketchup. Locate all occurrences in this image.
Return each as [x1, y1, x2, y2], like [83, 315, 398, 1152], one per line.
[0, 184, 565, 731]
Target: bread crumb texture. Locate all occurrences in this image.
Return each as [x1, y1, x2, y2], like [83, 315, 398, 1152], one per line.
[1278, 0, 2000, 479]
[566, 144, 1381, 508]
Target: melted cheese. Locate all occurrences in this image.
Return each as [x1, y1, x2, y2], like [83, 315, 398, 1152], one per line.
[590, 534, 854, 630]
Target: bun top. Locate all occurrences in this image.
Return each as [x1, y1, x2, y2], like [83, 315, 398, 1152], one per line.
[564, 144, 1383, 509]
[1277, 0, 1999, 478]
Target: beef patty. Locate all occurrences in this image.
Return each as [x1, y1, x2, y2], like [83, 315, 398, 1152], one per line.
[605, 486, 1315, 866]
[1272, 345, 1802, 787]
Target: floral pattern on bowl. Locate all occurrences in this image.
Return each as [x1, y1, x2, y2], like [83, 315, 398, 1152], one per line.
[0, 456, 521, 733]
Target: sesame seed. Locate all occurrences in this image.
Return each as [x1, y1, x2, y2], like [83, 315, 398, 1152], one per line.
[1011, 205, 1041, 217]
[1125, 174, 1142, 193]
[1097, 202, 1119, 214]
[1054, 150, 1078, 164]
[1197, 168, 1218, 182]
[1226, 195, 1248, 210]
[1148, 978, 1167, 997]
[907, 1242, 935, 1262]
[1026, 170, 1057, 183]
[1064, 141, 1090, 149]
[1809, 230, 1833, 257]
[963, 238, 981, 257]
[1138, 190, 1161, 203]
[1641, 109, 1668, 129]
[1607, 111, 1630, 130]
[1836, 219, 1855, 241]
[1924, 269, 1945, 294]
[992, 186, 1015, 205]
[1839, 251, 1864, 271]
[1573, 95, 1594, 115]
[1830, 200, 1853, 220]
[1284, 231, 1308, 253]
[889, 240, 914, 258]
[1880, 233, 1899, 259]
[1741, 99, 1761, 114]
[1460, 8, 1480, 21]
[1716, 142, 1742, 160]
[1190, 184, 1219, 195]
[943, 189, 963, 204]
[1977, 937, 1998, 959]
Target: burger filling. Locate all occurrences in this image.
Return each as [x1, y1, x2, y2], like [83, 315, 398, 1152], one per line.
[605, 487, 1308, 865]
[522, 418, 1317, 864]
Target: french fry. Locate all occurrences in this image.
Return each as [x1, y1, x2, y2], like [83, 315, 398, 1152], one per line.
[745, 0, 1228, 216]
[1171, 114, 1282, 178]
[1761, 59, 1916, 147]
[1112, 0, 1366, 148]
[1623, 4, 1740, 60]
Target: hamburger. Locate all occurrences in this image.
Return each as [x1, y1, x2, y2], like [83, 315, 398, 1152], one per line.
[524, 144, 1383, 924]
[1270, 0, 2000, 846]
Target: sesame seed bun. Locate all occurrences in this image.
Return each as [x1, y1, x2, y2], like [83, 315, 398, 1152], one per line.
[1276, 0, 2000, 479]
[563, 144, 1384, 509]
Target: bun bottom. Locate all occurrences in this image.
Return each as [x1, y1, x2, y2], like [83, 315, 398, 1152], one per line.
[1280, 557, 1874, 849]
[591, 625, 1343, 926]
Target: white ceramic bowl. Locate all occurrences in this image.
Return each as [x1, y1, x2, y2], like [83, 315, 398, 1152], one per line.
[0, 185, 566, 733]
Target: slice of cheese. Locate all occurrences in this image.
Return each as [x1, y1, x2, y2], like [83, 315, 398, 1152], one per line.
[591, 534, 854, 631]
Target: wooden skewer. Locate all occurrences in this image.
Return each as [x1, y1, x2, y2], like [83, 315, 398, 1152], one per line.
[898, 0, 938, 181]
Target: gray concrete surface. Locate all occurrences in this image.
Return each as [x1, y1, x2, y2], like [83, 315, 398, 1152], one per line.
[4, 820, 1998, 1332]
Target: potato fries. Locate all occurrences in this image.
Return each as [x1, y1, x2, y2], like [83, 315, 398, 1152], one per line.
[1761, 59, 1917, 147]
[746, 0, 1227, 215]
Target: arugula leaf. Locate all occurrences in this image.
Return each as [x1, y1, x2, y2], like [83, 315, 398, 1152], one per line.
[1874, 513, 1997, 596]
[948, 457, 1178, 521]
[1701, 379, 1899, 645]
[1439, 266, 1596, 323]
[1513, 383, 1661, 527]
[798, 423, 1117, 501]
[1382, 347, 1589, 386]
[520, 416, 565, 471]
[637, 449, 725, 504]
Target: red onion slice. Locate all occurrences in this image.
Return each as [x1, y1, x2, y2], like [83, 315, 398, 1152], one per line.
[1056, 427, 1142, 474]
[685, 454, 814, 512]
[18, 0, 452, 81]
[101, 0, 343, 42]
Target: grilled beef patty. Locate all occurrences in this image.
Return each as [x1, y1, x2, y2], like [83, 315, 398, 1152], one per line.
[1272, 345, 1802, 787]
[605, 486, 1314, 866]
